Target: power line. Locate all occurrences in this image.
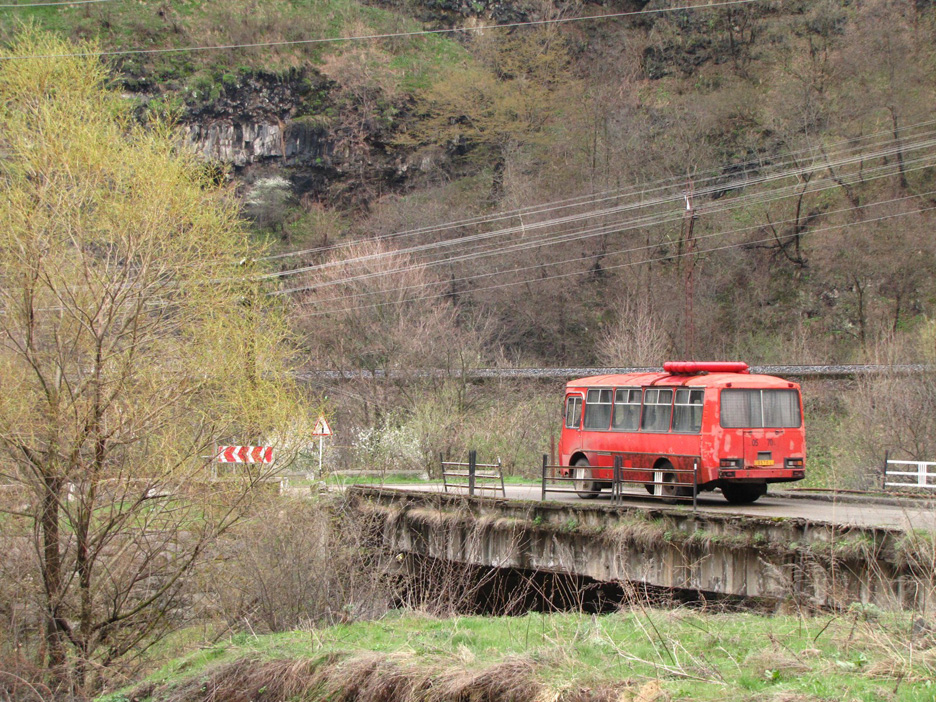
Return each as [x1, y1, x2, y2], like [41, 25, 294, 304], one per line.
[277, 129, 936, 297]
[284, 183, 936, 305]
[0, 0, 112, 7]
[294, 163, 936, 308]
[267, 133, 936, 286]
[292, 199, 936, 318]
[0, 0, 767, 60]
[279, 157, 936, 302]
[263, 117, 936, 263]
[266, 131, 936, 279]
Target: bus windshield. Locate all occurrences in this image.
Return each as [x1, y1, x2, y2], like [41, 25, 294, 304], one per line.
[720, 389, 801, 428]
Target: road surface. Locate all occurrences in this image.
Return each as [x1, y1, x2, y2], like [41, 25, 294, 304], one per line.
[385, 483, 936, 531]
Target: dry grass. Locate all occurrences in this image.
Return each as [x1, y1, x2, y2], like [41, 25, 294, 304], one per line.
[131, 650, 636, 702]
[605, 517, 667, 552]
[742, 649, 812, 678]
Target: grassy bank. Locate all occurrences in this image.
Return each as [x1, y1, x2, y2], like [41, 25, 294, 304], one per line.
[0, 0, 469, 93]
[104, 609, 935, 701]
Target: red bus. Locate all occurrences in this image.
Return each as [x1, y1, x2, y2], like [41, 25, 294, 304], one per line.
[558, 362, 805, 503]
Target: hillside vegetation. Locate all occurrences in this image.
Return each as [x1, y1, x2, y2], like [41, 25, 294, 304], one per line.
[5, 0, 934, 482]
[6, 0, 933, 365]
[3, 6, 936, 700]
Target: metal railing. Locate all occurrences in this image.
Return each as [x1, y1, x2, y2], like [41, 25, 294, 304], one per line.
[541, 454, 698, 511]
[883, 455, 936, 491]
[441, 450, 506, 497]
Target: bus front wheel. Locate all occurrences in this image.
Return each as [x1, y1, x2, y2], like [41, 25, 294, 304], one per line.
[721, 483, 766, 504]
[574, 458, 599, 499]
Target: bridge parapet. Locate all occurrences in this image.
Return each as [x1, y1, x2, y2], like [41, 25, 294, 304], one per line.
[348, 486, 935, 613]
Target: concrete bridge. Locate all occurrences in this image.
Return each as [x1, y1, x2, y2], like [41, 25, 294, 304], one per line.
[349, 486, 936, 613]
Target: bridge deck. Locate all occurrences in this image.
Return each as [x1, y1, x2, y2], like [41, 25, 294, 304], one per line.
[389, 483, 936, 532]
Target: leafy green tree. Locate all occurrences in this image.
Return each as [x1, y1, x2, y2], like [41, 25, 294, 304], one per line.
[0, 30, 312, 694]
[405, 26, 581, 169]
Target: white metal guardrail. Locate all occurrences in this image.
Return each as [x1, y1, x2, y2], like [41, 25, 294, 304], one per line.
[883, 457, 936, 491]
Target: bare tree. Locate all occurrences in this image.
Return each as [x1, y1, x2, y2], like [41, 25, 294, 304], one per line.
[835, 0, 933, 193]
[293, 240, 492, 426]
[836, 328, 936, 487]
[597, 295, 671, 367]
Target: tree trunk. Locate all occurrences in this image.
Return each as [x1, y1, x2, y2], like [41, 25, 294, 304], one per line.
[890, 106, 908, 190]
[852, 275, 867, 351]
[41, 474, 67, 682]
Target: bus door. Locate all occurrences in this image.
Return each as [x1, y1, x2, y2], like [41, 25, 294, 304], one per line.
[563, 393, 584, 455]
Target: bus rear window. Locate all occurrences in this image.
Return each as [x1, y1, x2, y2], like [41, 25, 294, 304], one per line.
[720, 389, 801, 428]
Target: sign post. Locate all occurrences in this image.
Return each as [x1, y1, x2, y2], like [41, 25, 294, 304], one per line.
[311, 415, 333, 477]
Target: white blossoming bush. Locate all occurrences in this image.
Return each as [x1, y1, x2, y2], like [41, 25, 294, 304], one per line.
[352, 416, 424, 474]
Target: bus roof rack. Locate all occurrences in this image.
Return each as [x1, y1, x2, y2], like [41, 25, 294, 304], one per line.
[663, 361, 750, 375]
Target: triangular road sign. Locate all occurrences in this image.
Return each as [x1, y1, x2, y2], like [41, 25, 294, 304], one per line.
[312, 415, 332, 437]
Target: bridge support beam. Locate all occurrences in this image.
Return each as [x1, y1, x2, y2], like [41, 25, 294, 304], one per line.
[349, 487, 935, 613]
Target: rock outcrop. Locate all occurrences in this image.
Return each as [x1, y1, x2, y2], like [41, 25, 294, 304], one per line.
[183, 119, 334, 169]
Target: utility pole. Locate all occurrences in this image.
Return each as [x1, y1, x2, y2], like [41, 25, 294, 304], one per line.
[683, 180, 698, 359]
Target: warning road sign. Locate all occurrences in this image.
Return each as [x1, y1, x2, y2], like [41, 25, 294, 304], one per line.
[312, 416, 332, 437]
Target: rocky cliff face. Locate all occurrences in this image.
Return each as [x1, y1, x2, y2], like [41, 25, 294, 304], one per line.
[174, 70, 335, 188]
[155, 1, 661, 207]
[168, 67, 419, 207]
[183, 119, 334, 169]
[156, 1, 658, 206]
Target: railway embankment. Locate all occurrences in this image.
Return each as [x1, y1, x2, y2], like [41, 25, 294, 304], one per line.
[349, 486, 936, 613]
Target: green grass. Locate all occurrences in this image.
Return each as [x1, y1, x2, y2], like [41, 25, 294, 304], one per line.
[100, 610, 936, 702]
[0, 0, 470, 92]
[318, 472, 430, 487]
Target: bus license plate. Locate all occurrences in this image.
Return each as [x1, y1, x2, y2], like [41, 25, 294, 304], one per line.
[754, 459, 774, 466]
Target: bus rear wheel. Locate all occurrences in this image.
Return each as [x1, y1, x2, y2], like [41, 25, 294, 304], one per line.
[574, 458, 599, 499]
[658, 462, 692, 504]
[721, 483, 766, 504]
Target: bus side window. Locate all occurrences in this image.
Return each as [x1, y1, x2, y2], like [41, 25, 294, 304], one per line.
[612, 388, 641, 431]
[641, 388, 674, 432]
[583, 388, 612, 430]
[565, 396, 582, 429]
[673, 388, 704, 432]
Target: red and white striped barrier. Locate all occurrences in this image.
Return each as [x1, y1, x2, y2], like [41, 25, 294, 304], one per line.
[216, 446, 274, 464]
